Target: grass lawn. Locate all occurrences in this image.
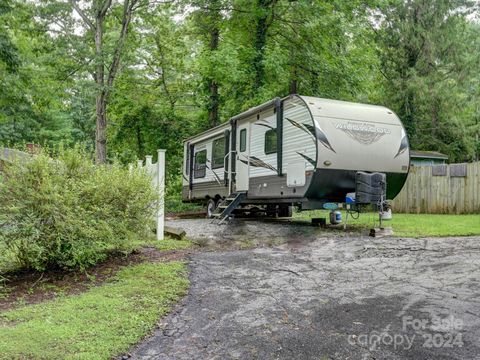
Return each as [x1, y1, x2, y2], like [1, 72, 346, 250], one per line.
[295, 210, 480, 238]
[146, 237, 194, 251]
[128, 236, 194, 253]
[0, 261, 189, 360]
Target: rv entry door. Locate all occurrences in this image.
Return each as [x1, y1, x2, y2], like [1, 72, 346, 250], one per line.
[236, 123, 250, 191]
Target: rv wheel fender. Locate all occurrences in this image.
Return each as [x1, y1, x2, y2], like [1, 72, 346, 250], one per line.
[206, 199, 217, 219]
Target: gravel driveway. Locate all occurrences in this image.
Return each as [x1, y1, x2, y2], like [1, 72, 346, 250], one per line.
[130, 219, 480, 359]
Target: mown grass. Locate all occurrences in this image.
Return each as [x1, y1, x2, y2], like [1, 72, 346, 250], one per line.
[129, 236, 194, 253]
[295, 210, 480, 238]
[0, 261, 189, 360]
[152, 238, 194, 251]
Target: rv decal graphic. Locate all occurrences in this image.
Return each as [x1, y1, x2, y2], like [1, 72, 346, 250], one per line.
[335, 122, 390, 145]
[239, 155, 277, 173]
[286, 117, 336, 153]
[315, 124, 336, 153]
[300, 122, 316, 138]
[296, 152, 316, 167]
[285, 118, 316, 142]
[255, 121, 275, 130]
[205, 160, 223, 185]
[394, 128, 408, 158]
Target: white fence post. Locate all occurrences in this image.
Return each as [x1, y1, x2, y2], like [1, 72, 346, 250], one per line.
[157, 149, 166, 240]
[135, 153, 165, 240]
[145, 155, 152, 168]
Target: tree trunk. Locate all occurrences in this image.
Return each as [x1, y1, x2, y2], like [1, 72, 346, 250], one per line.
[208, 80, 219, 128]
[252, 0, 275, 92]
[207, 13, 220, 128]
[95, 90, 107, 163]
[289, 79, 297, 94]
[71, 0, 133, 164]
[95, 14, 107, 164]
[136, 121, 144, 157]
[289, 64, 297, 94]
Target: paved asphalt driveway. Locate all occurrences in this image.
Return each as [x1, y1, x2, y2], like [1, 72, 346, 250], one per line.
[130, 220, 480, 359]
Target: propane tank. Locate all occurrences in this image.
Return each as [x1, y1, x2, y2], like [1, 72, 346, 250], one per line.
[330, 210, 342, 225]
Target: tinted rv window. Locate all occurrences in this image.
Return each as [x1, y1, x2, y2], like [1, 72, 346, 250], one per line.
[264, 129, 277, 155]
[212, 137, 225, 169]
[240, 129, 246, 152]
[194, 150, 207, 178]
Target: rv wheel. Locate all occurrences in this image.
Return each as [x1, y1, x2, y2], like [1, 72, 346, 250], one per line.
[206, 199, 217, 219]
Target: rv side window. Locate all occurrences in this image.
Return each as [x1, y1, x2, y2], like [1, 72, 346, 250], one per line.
[212, 137, 225, 169]
[194, 150, 207, 178]
[264, 129, 277, 155]
[240, 129, 246, 152]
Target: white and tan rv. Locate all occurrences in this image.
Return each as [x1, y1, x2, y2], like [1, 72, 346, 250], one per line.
[182, 95, 410, 219]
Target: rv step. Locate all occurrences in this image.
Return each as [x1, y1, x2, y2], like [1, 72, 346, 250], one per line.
[210, 192, 246, 225]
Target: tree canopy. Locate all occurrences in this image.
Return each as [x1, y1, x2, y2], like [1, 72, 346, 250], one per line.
[1, 0, 479, 171]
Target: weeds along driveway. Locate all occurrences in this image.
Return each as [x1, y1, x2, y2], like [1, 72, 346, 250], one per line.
[130, 220, 480, 360]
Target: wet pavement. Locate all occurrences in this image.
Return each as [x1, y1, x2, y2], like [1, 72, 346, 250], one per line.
[129, 219, 480, 359]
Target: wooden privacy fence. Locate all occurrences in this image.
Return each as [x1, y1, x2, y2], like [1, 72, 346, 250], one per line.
[391, 162, 480, 214]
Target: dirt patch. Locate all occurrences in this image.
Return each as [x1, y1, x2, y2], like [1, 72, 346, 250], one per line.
[0, 246, 193, 312]
[166, 210, 205, 219]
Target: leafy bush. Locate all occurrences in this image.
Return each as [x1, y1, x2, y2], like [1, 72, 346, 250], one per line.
[0, 148, 158, 271]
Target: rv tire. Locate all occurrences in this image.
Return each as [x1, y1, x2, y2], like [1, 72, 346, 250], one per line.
[206, 199, 216, 219]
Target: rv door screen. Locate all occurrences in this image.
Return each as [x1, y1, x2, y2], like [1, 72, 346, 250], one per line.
[236, 124, 249, 191]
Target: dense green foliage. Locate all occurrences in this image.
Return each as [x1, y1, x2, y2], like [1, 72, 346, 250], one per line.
[0, 261, 189, 359]
[375, 0, 480, 161]
[0, 0, 479, 170]
[0, 149, 157, 271]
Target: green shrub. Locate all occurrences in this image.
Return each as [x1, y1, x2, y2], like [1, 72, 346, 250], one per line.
[0, 148, 158, 271]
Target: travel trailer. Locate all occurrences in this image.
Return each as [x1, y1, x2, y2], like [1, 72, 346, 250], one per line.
[182, 95, 410, 220]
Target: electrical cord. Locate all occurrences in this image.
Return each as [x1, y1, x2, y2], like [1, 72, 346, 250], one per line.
[347, 208, 360, 219]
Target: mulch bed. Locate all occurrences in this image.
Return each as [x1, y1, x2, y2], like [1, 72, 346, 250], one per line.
[0, 247, 194, 312]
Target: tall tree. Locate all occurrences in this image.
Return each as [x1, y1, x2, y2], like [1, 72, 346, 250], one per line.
[108, 4, 198, 179]
[206, 0, 221, 128]
[251, 0, 277, 92]
[189, 0, 225, 128]
[70, 0, 139, 163]
[228, 0, 377, 105]
[375, 0, 479, 161]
